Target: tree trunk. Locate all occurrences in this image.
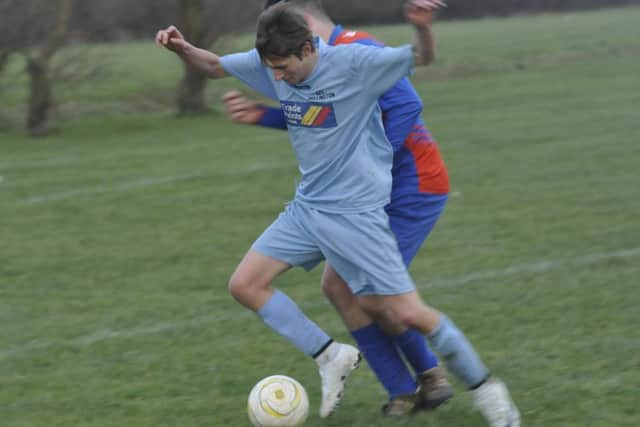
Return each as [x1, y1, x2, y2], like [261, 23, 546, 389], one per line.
[0, 50, 9, 77]
[23, 0, 73, 136]
[26, 57, 52, 136]
[177, 0, 208, 115]
[177, 64, 209, 115]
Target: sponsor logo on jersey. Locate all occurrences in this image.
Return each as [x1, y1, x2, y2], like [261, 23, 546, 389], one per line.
[280, 101, 337, 128]
[309, 89, 336, 101]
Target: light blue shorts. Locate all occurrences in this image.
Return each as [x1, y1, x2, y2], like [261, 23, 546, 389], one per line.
[251, 201, 415, 296]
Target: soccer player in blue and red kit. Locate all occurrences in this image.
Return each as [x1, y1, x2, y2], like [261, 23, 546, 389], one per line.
[223, 0, 452, 415]
[156, 2, 520, 426]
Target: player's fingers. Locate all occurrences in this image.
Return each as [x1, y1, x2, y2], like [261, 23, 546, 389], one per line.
[171, 26, 184, 40]
[226, 96, 245, 106]
[418, 0, 433, 8]
[156, 30, 166, 46]
[406, 0, 427, 12]
[225, 95, 245, 106]
[226, 100, 243, 112]
[161, 28, 171, 45]
[161, 26, 180, 44]
[410, 0, 444, 10]
[222, 90, 243, 103]
[230, 111, 249, 123]
[225, 95, 252, 109]
[228, 100, 252, 114]
[223, 95, 246, 109]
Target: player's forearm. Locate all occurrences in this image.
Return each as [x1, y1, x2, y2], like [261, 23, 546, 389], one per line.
[178, 43, 227, 79]
[412, 24, 436, 66]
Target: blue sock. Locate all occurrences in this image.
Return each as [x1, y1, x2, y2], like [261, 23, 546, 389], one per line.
[257, 290, 332, 357]
[352, 324, 417, 399]
[427, 315, 490, 388]
[393, 328, 439, 375]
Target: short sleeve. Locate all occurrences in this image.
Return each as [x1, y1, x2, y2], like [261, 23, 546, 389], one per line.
[219, 49, 279, 101]
[351, 44, 414, 100]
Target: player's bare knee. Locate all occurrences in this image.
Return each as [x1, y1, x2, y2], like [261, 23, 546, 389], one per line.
[394, 308, 423, 329]
[370, 301, 420, 329]
[228, 273, 257, 300]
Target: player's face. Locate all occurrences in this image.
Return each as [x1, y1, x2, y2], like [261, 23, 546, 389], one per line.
[265, 43, 316, 85]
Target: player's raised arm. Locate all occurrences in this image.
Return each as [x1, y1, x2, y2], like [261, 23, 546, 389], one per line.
[405, 0, 446, 66]
[155, 25, 228, 79]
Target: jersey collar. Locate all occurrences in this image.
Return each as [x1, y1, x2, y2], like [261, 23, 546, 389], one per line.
[328, 24, 343, 46]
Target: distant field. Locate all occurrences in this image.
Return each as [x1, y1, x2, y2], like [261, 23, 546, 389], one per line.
[1, 6, 639, 427]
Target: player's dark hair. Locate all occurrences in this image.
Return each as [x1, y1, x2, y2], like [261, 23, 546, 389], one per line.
[256, 3, 314, 61]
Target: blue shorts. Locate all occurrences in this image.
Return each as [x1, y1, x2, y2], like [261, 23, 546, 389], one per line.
[252, 201, 415, 296]
[386, 193, 448, 266]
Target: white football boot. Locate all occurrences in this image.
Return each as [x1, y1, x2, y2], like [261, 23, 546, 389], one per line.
[315, 342, 362, 417]
[473, 378, 521, 427]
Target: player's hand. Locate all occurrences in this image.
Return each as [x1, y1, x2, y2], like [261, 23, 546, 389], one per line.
[405, 0, 446, 27]
[223, 91, 264, 125]
[155, 25, 189, 53]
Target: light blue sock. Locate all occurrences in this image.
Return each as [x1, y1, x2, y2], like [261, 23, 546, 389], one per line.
[257, 290, 332, 357]
[427, 316, 490, 388]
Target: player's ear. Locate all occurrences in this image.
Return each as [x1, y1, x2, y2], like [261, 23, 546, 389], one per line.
[301, 40, 314, 57]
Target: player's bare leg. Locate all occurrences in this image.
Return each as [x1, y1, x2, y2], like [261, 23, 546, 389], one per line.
[228, 250, 360, 418]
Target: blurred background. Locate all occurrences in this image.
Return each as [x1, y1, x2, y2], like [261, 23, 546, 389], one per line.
[2, 1, 639, 427]
[1, 0, 639, 134]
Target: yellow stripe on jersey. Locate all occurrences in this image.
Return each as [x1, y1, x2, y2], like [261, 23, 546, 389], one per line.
[301, 106, 322, 126]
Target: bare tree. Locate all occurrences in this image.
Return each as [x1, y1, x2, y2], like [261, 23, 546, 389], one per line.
[176, 0, 259, 114]
[24, 0, 74, 136]
[0, 0, 25, 77]
[0, 0, 74, 136]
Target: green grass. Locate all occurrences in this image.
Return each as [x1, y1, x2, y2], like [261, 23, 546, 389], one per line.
[2, 6, 640, 427]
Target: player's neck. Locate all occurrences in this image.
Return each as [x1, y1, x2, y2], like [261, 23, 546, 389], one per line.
[308, 19, 335, 44]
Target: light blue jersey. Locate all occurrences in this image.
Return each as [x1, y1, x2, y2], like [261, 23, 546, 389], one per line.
[220, 39, 414, 213]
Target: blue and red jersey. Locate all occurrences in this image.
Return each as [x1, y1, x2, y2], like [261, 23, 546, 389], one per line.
[257, 25, 449, 201]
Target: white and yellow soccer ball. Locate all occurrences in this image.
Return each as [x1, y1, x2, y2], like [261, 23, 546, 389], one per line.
[247, 375, 309, 427]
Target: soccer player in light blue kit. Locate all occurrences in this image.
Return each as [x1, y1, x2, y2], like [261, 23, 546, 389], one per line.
[223, 0, 453, 416]
[155, 2, 519, 426]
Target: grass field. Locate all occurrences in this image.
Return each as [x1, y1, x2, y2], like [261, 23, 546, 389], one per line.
[2, 6, 640, 427]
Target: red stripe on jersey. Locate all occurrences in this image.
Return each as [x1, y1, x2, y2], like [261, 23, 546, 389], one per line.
[334, 30, 381, 46]
[404, 128, 450, 194]
[334, 29, 449, 195]
[313, 106, 331, 126]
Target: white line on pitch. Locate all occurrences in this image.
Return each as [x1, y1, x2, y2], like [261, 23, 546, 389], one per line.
[422, 247, 640, 289]
[0, 142, 220, 171]
[17, 173, 206, 205]
[1, 247, 638, 361]
[0, 314, 240, 361]
[14, 161, 295, 205]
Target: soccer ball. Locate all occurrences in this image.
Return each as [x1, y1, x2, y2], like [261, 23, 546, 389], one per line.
[247, 375, 309, 427]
